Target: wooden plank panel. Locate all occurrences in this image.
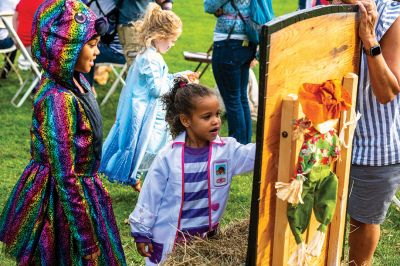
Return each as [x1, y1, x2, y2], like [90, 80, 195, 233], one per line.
[327, 73, 359, 265]
[272, 95, 299, 265]
[254, 11, 360, 265]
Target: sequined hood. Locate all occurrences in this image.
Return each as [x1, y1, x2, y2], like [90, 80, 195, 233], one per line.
[32, 0, 98, 88]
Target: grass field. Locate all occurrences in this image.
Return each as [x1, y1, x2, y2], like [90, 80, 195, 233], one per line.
[1, 0, 399, 265]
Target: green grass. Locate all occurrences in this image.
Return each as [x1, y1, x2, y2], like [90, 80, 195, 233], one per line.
[1, 0, 399, 265]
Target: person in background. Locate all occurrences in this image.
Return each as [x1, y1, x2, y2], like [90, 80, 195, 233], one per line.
[0, 0, 18, 79]
[85, 0, 126, 90]
[116, 0, 173, 67]
[130, 78, 255, 265]
[333, 0, 400, 265]
[0, 0, 126, 264]
[204, 0, 256, 144]
[12, 0, 42, 70]
[100, 3, 190, 192]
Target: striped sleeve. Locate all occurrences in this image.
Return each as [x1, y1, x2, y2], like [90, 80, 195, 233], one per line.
[352, 0, 400, 166]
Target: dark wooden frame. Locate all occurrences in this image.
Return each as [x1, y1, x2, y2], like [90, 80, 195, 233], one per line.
[246, 5, 359, 266]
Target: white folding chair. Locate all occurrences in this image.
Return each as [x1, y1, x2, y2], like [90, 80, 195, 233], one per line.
[0, 45, 23, 84]
[0, 15, 41, 107]
[0, 12, 23, 85]
[99, 62, 128, 106]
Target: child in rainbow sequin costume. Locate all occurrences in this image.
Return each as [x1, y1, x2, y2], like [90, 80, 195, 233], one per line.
[0, 0, 126, 265]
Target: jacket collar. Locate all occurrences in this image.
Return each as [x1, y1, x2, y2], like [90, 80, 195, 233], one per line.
[172, 132, 225, 148]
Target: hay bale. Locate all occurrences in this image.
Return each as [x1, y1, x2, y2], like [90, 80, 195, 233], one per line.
[163, 219, 249, 265]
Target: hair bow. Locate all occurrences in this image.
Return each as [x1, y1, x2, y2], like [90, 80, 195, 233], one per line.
[178, 80, 187, 89]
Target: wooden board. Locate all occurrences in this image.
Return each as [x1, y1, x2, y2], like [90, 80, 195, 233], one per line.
[271, 94, 300, 266]
[246, 5, 361, 266]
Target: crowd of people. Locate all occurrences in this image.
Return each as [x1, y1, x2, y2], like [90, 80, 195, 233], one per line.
[0, 0, 399, 265]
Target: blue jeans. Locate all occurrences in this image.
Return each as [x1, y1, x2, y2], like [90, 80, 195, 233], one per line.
[86, 43, 126, 85]
[212, 39, 256, 144]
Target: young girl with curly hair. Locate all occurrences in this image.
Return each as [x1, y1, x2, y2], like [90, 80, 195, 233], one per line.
[128, 78, 256, 265]
[100, 3, 194, 192]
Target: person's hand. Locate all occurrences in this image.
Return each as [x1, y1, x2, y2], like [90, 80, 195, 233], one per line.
[83, 250, 100, 260]
[357, 0, 378, 46]
[187, 72, 200, 83]
[136, 242, 153, 257]
[177, 71, 199, 84]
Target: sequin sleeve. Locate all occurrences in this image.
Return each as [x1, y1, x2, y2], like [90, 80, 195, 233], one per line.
[37, 91, 98, 256]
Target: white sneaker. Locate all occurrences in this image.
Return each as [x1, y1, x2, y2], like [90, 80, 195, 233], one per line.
[18, 55, 31, 71]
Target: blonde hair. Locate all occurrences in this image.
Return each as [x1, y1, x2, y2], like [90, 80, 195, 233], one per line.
[134, 3, 182, 52]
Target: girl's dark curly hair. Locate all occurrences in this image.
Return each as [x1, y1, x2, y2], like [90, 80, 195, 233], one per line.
[162, 77, 216, 138]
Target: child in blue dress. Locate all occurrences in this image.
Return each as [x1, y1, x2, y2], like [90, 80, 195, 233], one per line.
[129, 78, 256, 265]
[100, 3, 192, 191]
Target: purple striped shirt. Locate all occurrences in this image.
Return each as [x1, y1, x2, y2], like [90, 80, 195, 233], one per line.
[179, 146, 210, 239]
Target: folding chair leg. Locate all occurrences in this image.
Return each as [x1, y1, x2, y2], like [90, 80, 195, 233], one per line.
[101, 64, 128, 106]
[15, 77, 40, 108]
[101, 77, 119, 106]
[110, 64, 127, 86]
[4, 55, 23, 85]
[11, 75, 40, 108]
[194, 62, 203, 73]
[199, 63, 210, 79]
[11, 75, 31, 106]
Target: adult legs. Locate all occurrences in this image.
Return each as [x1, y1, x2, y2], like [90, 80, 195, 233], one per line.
[298, 0, 307, 9]
[117, 24, 140, 67]
[348, 218, 380, 266]
[347, 164, 400, 265]
[240, 60, 252, 142]
[213, 61, 247, 143]
[211, 40, 255, 144]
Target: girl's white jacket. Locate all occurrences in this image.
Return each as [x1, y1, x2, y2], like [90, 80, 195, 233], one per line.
[129, 132, 256, 265]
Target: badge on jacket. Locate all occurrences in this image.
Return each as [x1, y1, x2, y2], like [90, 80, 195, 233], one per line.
[213, 160, 228, 187]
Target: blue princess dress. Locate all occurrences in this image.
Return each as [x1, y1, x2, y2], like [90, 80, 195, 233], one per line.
[100, 46, 176, 185]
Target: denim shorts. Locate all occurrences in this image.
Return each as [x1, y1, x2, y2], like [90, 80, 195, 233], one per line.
[348, 164, 400, 224]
